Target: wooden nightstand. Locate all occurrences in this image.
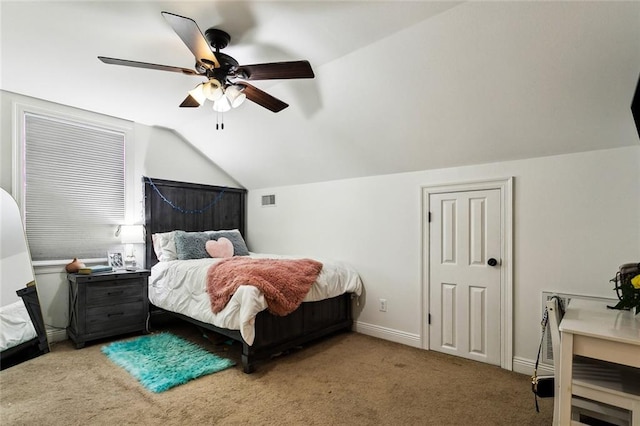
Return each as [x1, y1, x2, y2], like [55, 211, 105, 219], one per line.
[67, 270, 150, 348]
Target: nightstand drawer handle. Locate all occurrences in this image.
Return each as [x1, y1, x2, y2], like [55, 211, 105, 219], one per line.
[107, 291, 124, 296]
[107, 312, 124, 317]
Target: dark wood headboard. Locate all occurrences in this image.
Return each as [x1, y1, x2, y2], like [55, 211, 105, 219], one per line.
[144, 177, 247, 268]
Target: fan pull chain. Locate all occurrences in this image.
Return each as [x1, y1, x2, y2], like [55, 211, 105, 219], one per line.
[215, 111, 225, 130]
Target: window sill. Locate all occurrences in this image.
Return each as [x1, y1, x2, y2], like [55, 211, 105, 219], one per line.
[33, 258, 107, 274]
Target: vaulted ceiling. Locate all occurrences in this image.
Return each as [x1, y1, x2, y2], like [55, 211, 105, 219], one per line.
[2, 1, 639, 189]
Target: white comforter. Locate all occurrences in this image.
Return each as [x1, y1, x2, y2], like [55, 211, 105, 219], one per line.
[0, 300, 37, 352]
[148, 253, 363, 345]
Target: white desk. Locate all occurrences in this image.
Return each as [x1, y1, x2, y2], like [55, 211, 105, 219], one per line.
[558, 299, 640, 425]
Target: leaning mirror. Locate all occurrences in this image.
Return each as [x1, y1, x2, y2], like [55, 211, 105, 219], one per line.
[0, 188, 49, 369]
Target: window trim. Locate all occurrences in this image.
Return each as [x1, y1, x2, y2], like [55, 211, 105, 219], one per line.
[12, 100, 136, 265]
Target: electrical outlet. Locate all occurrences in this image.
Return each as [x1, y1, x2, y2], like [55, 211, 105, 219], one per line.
[379, 298, 387, 312]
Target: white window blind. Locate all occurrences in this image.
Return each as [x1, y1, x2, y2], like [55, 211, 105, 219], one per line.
[24, 113, 125, 261]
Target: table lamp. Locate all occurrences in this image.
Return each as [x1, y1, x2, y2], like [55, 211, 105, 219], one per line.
[119, 225, 144, 270]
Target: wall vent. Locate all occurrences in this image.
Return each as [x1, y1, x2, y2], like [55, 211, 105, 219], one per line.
[540, 291, 615, 366]
[261, 194, 276, 207]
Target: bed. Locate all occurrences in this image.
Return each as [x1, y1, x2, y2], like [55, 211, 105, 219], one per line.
[144, 177, 362, 373]
[0, 286, 50, 370]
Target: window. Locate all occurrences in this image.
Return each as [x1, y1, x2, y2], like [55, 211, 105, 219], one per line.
[16, 108, 130, 261]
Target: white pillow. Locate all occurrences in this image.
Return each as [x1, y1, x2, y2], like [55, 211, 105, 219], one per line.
[152, 231, 178, 262]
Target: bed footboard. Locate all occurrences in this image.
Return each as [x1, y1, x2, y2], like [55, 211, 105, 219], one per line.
[153, 293, 353, 373]
[241, 293, 353, 373]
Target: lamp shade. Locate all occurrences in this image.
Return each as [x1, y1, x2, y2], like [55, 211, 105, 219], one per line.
[213, 96, 231, 112]
[225, 85, 246, 108]
[202, 79, 223, 101]
[119, 225, 144, 244]
[188, 84, 207, 105]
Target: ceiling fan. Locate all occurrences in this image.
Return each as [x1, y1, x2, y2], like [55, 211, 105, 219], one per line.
[98, 11, 314, 114]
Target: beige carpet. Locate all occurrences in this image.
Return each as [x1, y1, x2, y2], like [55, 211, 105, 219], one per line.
[1, 322, 553, 425]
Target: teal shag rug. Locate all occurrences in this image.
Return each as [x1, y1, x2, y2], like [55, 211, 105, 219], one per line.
[101, 332, 235, 393]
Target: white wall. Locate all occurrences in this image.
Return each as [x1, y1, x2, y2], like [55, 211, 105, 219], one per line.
[2, 92, 638, 367]
[247, 146, 640, 373]
[0, 91, 243, 334]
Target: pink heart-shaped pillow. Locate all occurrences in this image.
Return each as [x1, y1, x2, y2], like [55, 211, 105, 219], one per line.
[206, 237, 234, 258]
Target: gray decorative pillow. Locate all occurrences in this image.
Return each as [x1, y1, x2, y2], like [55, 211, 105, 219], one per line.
[207, 229, 249, 256]
[174, 231, 210, 260]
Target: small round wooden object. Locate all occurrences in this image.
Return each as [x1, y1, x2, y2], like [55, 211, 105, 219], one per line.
[65, 257, 85, 273]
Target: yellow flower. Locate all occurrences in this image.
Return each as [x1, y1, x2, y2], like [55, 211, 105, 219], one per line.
[631, 274, 640, 289]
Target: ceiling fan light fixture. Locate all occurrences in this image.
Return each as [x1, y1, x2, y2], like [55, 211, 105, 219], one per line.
[213, 96, 231, 112]
[203, 79, 223, 101]
[226, 85, 246, 108]
[187, 83, 207, 106]
[98, 13, 315, 114]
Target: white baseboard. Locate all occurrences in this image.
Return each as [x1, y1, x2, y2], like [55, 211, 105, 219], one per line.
[44, 320, 419, 348]
[46, 327, 67, 343]
[513, 356, 554, 376]
[355, 322, 551, 377]
[354, 321, 422, 348]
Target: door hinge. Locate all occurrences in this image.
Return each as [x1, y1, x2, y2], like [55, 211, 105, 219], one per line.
[428, 212, 432, 222]
[428, 313, 431, 325]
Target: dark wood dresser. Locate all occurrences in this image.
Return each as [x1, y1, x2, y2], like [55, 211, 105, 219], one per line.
[67, 270, 150, 348]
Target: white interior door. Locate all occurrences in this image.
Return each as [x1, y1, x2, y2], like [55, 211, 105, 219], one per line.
[429, 189, 502, 365]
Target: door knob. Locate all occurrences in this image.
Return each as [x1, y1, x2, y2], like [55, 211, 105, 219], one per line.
[487, 258, 498, 267]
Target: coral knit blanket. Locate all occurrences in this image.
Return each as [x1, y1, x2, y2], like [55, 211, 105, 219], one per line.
[206, 257, 323, 316]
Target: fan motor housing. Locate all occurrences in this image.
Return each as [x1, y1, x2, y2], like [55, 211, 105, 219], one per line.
[205, 28, 231, 51]
[205, 52, 238, 82]
[203, 28, 239, 81]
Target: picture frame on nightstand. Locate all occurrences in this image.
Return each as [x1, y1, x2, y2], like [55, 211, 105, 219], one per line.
[107, 251, 124, 270]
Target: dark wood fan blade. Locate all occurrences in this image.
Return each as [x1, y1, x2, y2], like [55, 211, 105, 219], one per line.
[235, 60, 314, 80]
[239, 83, 288, 112]
[179, 94, 201, 108]
[161, 11, 220, 69]
[98, 56, 199, 75]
